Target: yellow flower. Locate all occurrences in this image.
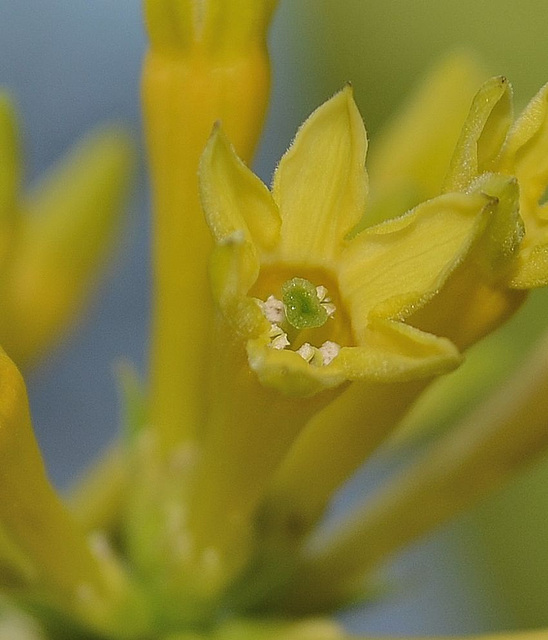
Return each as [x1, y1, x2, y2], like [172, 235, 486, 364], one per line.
[200, 86, 520, 398]
[393, 74, 548, 445]
[235, 77, 548, 616]
[0, 93, 133, 367]
[182, 84, 529, 598]
[376, 73, 548, 349]
[0, 350, 151, 638]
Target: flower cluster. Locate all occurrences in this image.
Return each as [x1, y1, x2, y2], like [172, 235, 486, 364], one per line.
[2, 2, 548, 639]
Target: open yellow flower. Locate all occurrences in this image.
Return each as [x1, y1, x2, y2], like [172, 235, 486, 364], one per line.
[199, 86, 518, 399]
[181, 86, 529, 589]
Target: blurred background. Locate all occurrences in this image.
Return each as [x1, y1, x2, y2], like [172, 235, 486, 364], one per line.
[2, 0, 548, 636]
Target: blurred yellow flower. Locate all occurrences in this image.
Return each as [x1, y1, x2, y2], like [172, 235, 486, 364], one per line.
[0, 94, 133, 367]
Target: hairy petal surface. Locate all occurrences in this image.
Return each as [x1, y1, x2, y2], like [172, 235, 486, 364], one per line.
[273, 86, 368, 265]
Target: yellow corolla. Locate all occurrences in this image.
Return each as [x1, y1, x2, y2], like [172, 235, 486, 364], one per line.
[199, 85, 523, 398]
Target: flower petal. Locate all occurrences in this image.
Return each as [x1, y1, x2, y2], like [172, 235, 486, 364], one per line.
[144, 0, 194, 53]
[340, 191, 493, 340]
[499, 81, 548, 206]
[444, 76, 513, 192]
[408, 174, 526, 349]
[247, 337, 347, 397]
[200, 124, 281, 252]
[145, 0, 278, 55]
[337, 318, 462, 382]
[468, 173, 524, 273]
[273, 85, 368, 265]
[510, 244, 548, 288]
[199, 0, 279, 55]
[247, 317, 459, 399]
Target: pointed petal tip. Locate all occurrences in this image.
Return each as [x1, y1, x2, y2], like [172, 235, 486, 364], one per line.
[199, 119, 280, 252]
[202, 121, 225, 159]
[334, 82, 359, 112]
[342, 81, 353, 94]
[199, 122, 235, 188]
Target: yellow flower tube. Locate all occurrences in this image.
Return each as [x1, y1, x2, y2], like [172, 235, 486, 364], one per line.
[124, 1, 278, 626]
[143, 0, 277, 450]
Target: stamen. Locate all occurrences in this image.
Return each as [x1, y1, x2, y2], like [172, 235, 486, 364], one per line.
[296, 342, 320, 364]
[316, 285, 336, 318]
[263, 295, 285, 323]
[316, 285, 328, 301]
[268, 324, 290, 350]
[319, 341, 340, 365]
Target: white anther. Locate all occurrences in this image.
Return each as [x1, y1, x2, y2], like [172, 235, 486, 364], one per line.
[296, 342, 316, 362]
[263, 295, 285, 323]
[316, 285, 336, 318]
[319, 340, 340, 365]
[316, 285, 328, 301]
[269, 324, 290, 350]
[322, 302, 336, 318]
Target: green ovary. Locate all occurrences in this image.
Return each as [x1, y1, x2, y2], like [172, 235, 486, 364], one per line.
[281, 277, 329, 330]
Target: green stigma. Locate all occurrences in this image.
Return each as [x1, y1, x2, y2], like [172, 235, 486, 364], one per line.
[281, 277, 328, 330]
